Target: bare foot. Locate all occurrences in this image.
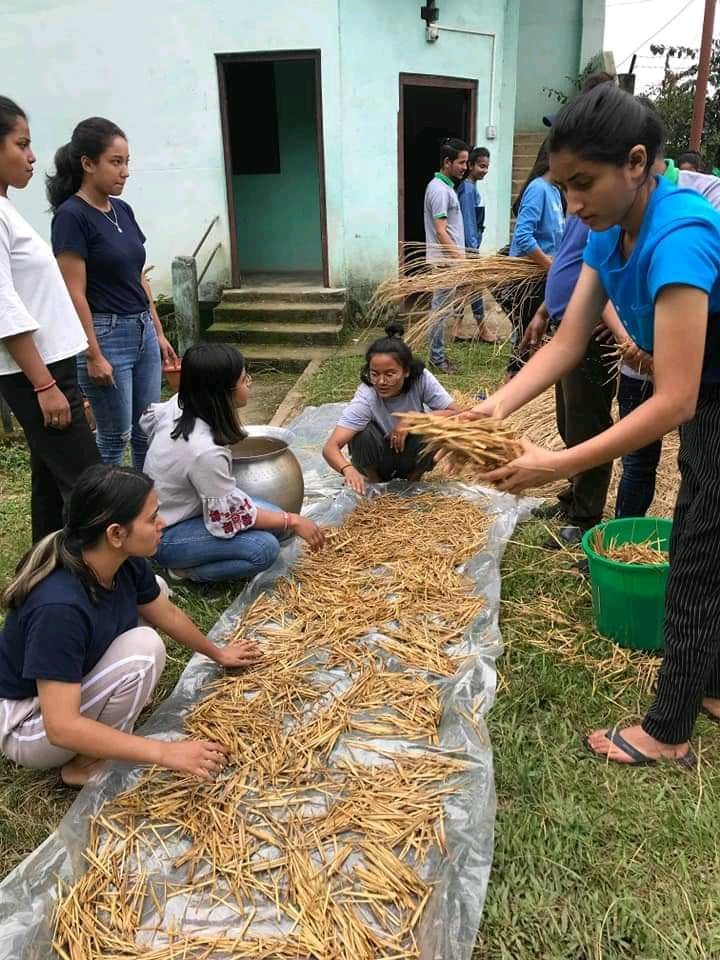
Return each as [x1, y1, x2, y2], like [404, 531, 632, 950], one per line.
[702, 697, 720, 719]
[61, 755, 105, 787]
[477, 325, 500, 344]
[585, 724, 690, 764]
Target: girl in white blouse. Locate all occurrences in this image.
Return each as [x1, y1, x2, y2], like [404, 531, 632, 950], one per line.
[142, 343, 324, 582]
[0, 96, 99, 541]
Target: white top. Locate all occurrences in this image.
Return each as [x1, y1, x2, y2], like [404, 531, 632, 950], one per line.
[0, 196, 87, 376]
[141, 395, 258, 537]
[336, 369, 453, 436]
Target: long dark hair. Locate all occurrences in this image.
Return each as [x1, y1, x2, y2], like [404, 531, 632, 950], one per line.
[2, 465, 154, 609]
[0, 97, 26, 141]
[360, 321, 424, 393]
[46, 116, 126, 211]
[512, 138, 550, 217]
[171, 343, 247, 446]
[548, 85, 664, 174]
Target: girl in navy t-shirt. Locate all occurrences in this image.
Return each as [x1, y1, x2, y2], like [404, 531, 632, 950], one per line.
[47, 117, 177, 470]
[0, 464, 260, 787]
[456, 85, 720, 769]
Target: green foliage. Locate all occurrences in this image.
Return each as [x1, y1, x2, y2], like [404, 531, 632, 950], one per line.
[648, 42, 720, 165]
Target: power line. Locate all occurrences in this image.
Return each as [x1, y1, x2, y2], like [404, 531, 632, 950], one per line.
[607, 1, 656, 8]
[616, 0, 700, 68]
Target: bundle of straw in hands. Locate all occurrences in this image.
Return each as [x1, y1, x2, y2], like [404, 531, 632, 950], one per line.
[400, 411, 523, 479]
[604, 338, 655, 381]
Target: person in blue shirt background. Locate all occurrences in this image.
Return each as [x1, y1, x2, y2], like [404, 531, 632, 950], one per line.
[499, 141, 565, 377]
[457, 147, 497, 343]
[47, 118, 177, 470]
[460, 83, 720, 770]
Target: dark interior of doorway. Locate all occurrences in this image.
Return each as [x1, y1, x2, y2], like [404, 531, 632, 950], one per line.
[401, 84, 473, 247]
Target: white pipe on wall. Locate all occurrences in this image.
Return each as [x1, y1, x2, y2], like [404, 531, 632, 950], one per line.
[435, 24, 497, 131]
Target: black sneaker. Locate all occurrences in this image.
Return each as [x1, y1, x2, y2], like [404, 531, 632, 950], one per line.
[429, 359, 459, 375]
[531, 501, 569, 522]
[542, 525, 587, 550]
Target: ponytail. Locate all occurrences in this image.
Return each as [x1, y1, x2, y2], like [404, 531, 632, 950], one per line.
[45, 116, 126, 211]
[1, 464, 154, 610]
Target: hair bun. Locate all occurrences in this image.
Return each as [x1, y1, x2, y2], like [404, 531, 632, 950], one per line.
[384, 320, 405, 339]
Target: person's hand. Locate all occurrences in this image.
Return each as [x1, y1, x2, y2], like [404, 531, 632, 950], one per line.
[291, 514, 326, 551]
[342, 465, 367, 495]
[86, 350, 115, 386]
[623, 342, 653, 376]
[475, 439, 565, 494]
[519, 311, 549, 356]
[37, 384, 71, 430]
[592, 320, 615, 345]
[389, 427, 407, 453]
[160, 739, 228, 780]
[158, 335, 179, 368]
[213, 637, 262, 669]
[458, 397, 497, 422]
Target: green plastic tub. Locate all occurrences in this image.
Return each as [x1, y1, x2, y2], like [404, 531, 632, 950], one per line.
[581, 517, 672, 652]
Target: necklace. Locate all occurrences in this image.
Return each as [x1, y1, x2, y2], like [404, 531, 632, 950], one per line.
[77, 191, 123, 233]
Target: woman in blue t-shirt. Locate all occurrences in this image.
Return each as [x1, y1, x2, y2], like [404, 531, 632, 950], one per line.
[456, 85, 720, 769]
[0, 464, 260, 787]
[47, 117, 177, 470]
[501, 141, 565, 376]
[322, 322, 459, 495]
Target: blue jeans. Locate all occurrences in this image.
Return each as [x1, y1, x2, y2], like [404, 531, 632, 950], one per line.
[428, 288, 453, 366]
[155, 499, 282, 583]
[615, 374, 663, 517]
[77, 310, 161, 470]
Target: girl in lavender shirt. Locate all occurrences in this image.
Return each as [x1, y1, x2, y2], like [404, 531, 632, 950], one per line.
[323, 323, 460, 495]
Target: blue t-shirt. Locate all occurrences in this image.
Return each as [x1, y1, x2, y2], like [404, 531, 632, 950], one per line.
[544, 215, 589, 323]
[0, 557, 160, 699]
[457, 179, 480, 250]
[510, 177, 565, 258]
[51, 195, 149, 315]
[584, 176, 720, 384]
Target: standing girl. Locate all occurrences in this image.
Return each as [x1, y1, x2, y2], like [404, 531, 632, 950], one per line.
[0, 96, 100, 542]
[47, 117, 177, 470]
[461, 85, 720, 768]
[502, 141, 565, 377]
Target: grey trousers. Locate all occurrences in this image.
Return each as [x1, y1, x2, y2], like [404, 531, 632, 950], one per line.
[0, 626, 166, 769]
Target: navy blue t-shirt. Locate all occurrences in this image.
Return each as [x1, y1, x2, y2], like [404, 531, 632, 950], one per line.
[544, 215, 588, 323]
[51, 195, 149, 315]
[0, 557, 160, 700]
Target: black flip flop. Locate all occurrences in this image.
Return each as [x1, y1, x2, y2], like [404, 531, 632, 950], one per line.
[583, 727, 696, 769]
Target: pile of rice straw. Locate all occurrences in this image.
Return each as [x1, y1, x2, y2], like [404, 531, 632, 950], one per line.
[53, 493, 494, 960]
[589, 528, 668, 565]
[370, 245, 544, 350]
[401, 411, 522, 479]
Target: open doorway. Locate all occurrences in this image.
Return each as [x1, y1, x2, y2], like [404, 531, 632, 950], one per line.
[398, 74, 477, 251]
[217, 51, 329, 287]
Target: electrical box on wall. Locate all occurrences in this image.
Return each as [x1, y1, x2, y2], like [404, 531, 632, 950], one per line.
[486, 125, 497, 140]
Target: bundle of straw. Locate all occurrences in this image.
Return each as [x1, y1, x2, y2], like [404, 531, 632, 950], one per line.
[590, 528, 668, 565]
[370, 244, 544, 350]
[401, 412, 522, 478]
[603, 338, 654, 381]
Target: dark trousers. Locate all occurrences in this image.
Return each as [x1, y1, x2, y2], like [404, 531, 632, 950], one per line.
[554, 335, 616, 528]
[495, 277, 546, 375]
[0, 356, 100, 542]
[643, 385, 720, 744]
[349, 421, 434, 482]
[615, 374, 663, 517]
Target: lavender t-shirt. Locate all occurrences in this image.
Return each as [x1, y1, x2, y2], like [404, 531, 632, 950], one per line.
[336, 369, 453, 436]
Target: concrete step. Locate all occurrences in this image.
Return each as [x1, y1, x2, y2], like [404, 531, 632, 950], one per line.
[221, 286, 346, 305]
[206, 320, 342, 347]
[217, 342, 335, 373]
[513, 132, 547, 146]
[214, 301, 345, 326]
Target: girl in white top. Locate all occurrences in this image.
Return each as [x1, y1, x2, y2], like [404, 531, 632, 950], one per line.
[142, 343, 324, 583]
[0, 96, 99, 542]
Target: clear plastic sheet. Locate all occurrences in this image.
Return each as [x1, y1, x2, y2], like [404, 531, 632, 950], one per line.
[0, 403, 522, 960]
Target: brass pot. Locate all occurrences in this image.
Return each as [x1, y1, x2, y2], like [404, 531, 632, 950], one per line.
[229, 426, 304, 514]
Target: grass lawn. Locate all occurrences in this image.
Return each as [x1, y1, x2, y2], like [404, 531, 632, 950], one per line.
[0, 342, 718, 957]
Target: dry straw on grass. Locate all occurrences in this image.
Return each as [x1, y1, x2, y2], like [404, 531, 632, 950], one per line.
[53, 492, 493, 960]
[370, 246, 544, 350]
[589, 528, 668, 566]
